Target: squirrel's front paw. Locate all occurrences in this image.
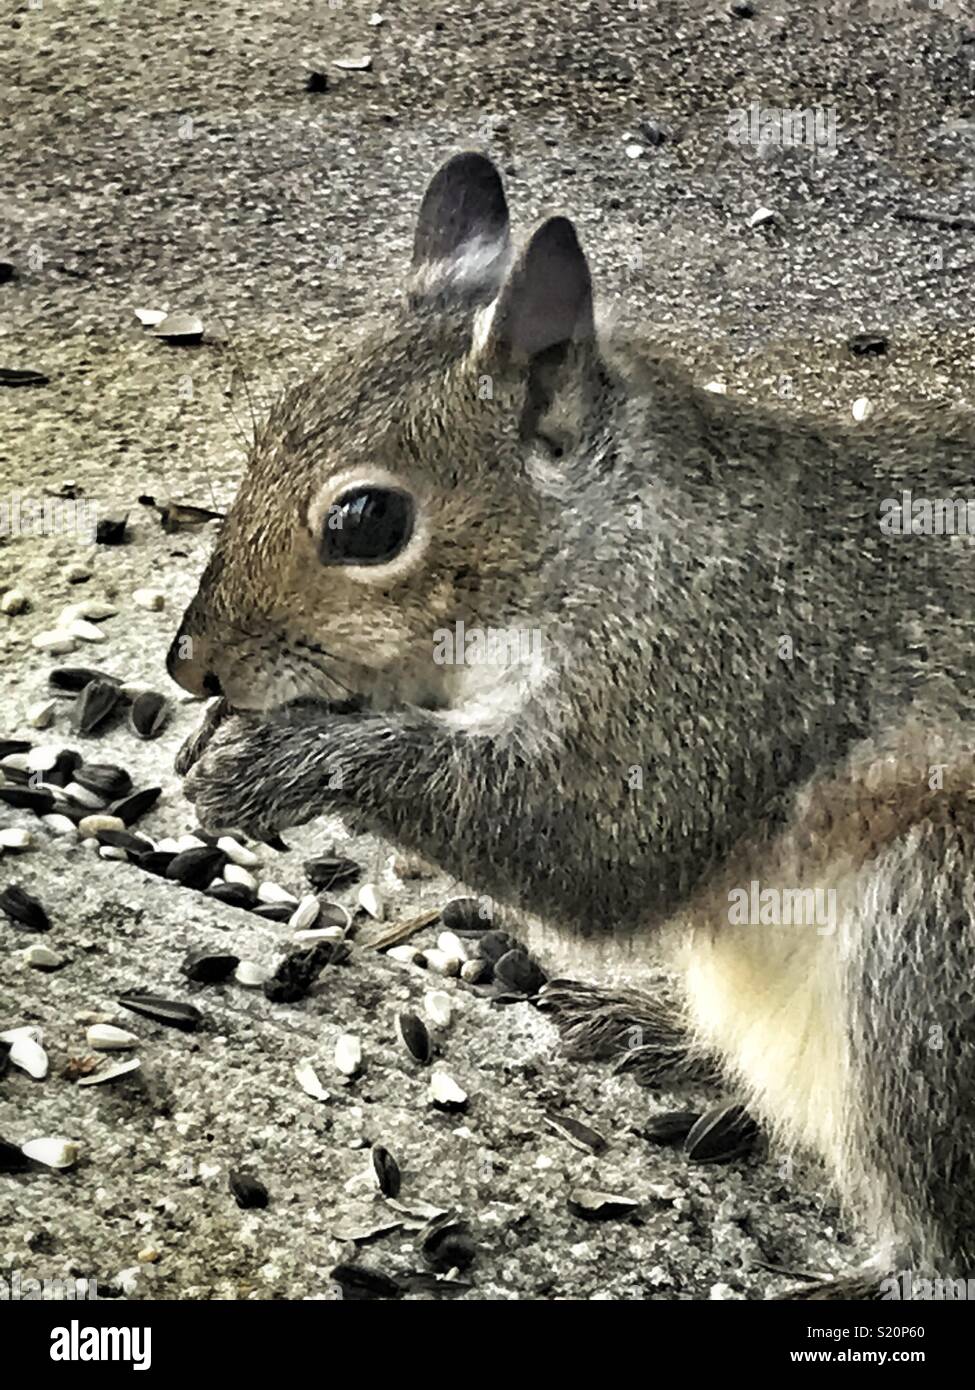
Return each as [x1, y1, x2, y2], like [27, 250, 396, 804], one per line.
[183, 715, 316, 839]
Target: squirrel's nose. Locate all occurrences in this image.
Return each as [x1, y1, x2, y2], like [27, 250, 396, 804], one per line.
[167, 627, 222, 699]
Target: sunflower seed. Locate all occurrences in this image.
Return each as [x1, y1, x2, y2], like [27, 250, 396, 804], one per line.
[152, 313, 204, 344]
[65, 618, 107, 643]
[96, 829, 152, 854]
[235, 960, 270, 987]
[357, 883, 385, 919]
[684, 1103, 759, 1164]
[334, 1033, 362, 1077]
[257, 880, 298, 906]
[72, 679, 123, 734]
[293, 925, 345, 942]
[181, 949, 239, 983]
[429, 1071, 467, 1112]
[26, 699, 56, 729]
[77, 814, 125, 837]
[0, 1138, 30, 1172]
[222, 862, 258, 891]
[63, 781, 106, 809]
[174, 833, 207, 852]
[31, 629, 77, 654]
[1, 587, 29, 615]
[0, 739, 31, 759]
[40, 813, 77, 837]
[395, 1011, 432, 1063]
[21, 943, 63, 971]
[49, 666, 119, 693]
[0, 786, 55, 815]
[111, 786, 161, 826]
[303, 854, 360, 891]
[436, 930, 468, 961]
[456, 961, 486, 984]
[165, 846, 226, 889]
[252, 903, 293, 923]
[129, 691, 169, 739]
[78, 1058, 141, 1086]
[117, 994, 203, 1031]
[422, 948, 460, 977]
[263, 941, 336, 1002]
[73, 763, 132, 799]
[567, 1188, 640, 1220]
[229, 1170, 268, 1209]
[21, 1137, 79, 1169]
[0, 883, 51, 931]
[7, 1034, 49, 1078]
[0, 827, 32, 850]
[330, 1264, 400, 1301]
[545, 1113, 608, 1155]
[216, 835, 260, 868]
[847, 330, 888, 358]
[643, 1111, 701, 1145]
[132, 588, 165, 610]
[95, 516, 128, 545]
[424, 991, 452, 1029]
[494, 949, 546, 996]
[371, 1146, 401, 1197]
[130, 849, 175, 877]
[475, 930, 519, 964]
[294, 1061, 329, 1101]
[422, 1219, 476, 1273]
[207, 882, 257, 909]
[386, 944, 422, 966]
[288, 895, 321, 931]
[87, 1024, 139, 1051]
[441, 896, 489, 932]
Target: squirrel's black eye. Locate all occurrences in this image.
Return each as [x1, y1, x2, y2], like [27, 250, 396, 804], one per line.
[319, 487, 415, 566]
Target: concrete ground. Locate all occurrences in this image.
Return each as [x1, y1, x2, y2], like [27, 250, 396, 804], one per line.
[0, 0, 973, 1300]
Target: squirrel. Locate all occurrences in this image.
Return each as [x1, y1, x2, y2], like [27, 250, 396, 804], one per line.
[168, 152, 975, 1299]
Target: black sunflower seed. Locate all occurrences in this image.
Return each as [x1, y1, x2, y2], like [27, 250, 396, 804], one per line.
[544, 1113, 607, 1155]
[684, 1103, 759, 1164]
[46, 750, 82, 788]
[0, 786, 55, 815]
[847, 330, 889, 358]
[207, 882, 257, 909]
[475, 930, 520, 964]
[96, 828, 153, 854]
[263, 942, 337, 1003]
[72, 679, 123, 734]
[643, 1111, 701, 1145]
[129, 691, 169, 740]
[371, 1146, 401, 1198]
[422, 1221, 476, 1273]
[567, 1188, 640, 1221]
[165, 846, 226, 890]
[111, 786, 162, 826]
[303, 854, 361, 892]
[251, 903, 293, 923]
[130, 849, 176, 877]
[74, 763, 133, 799]
[229, 1170, 268, 1209]
[49, 666, 120, 693]
[95, 516, 127, 545]
[0, 1136, 29, 1173]
[182, 949, 239, 984]
[0, 739, 32, 759]
[0, 366, 49, 387]
[330, 1264, 401, 1301]
[118, 993, 203, 1031]
[493, 949, 546, 996]
[441, 897, 489, 933]
[395, 1012, 432, 1064]
[0, 883, 51, 931]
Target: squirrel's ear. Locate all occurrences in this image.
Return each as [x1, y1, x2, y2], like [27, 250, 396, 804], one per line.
[409, 152, 511, 303]
[486, 216, 594, 360]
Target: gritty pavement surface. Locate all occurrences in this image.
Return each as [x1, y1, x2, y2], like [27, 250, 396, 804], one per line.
[0, 0, 973, 1300]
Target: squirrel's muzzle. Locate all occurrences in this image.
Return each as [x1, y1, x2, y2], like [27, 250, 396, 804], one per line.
[167, 623, 223, 698]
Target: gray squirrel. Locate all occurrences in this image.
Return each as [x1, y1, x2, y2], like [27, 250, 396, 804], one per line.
[169, 152, 975, 1299]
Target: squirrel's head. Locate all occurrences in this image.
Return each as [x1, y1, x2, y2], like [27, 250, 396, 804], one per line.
[168, 152, 618, 717]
